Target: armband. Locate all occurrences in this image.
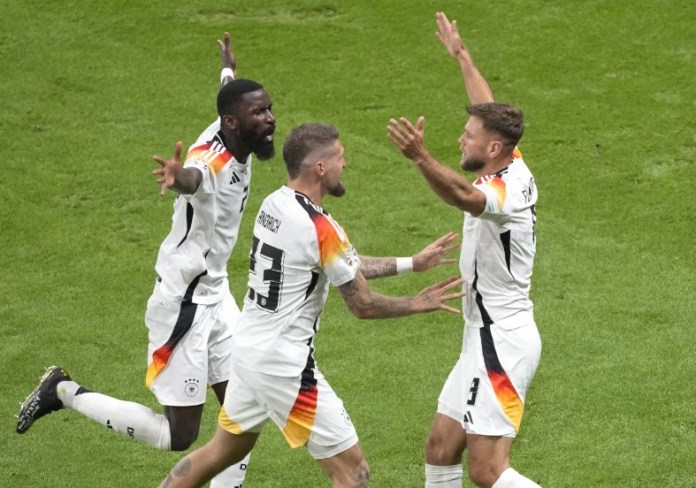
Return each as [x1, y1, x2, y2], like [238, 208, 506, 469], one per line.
[220, 67, 235, 83]
[396, 257, 413, 274]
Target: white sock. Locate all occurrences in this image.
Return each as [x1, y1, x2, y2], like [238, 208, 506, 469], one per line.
[492, 468, 541, 488]
[58, 381, 171, 450]
[425, 463, 463, 487]
[209, 451, 252, 488]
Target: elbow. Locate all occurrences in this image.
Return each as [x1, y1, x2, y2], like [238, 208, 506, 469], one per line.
[349, 305, 373, 320]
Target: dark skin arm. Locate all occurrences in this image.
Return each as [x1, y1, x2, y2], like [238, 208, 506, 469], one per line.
[151, 141, 202, 196]
[218, 31, 236, 86]
[150, 32, 237, 196]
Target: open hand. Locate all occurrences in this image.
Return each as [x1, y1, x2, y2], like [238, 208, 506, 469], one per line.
[387, 116, 428, 163]
[151, 141, 183, 196]
[415, 276, 465, 314]
[413, 232, 460, 272]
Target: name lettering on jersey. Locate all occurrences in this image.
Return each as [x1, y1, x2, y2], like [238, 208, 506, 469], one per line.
[521, 176, 536, 203]
[257, 210, 282, 234]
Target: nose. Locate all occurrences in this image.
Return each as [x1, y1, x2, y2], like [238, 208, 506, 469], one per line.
[265, 109, 275, 125]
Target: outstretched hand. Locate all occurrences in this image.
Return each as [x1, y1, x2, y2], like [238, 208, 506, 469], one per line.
[413, 232, 460, 272]
[218, 31, 236, 72]
[152, 141, 183, 196]
[435, 12, 467, 60]
[415, 276, 465, 314]
[387, 116, 428, 163]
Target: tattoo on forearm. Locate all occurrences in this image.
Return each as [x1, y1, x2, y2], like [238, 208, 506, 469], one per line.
[360, 257, 397, 279]
[173, 457, 192, 477]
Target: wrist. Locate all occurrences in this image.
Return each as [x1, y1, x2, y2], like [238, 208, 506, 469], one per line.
[412, 152, 432, 167]
[396, 257, 413, 274]
[220, 67, 235, 83]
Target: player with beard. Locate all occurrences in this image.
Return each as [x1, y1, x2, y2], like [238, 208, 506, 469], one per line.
[387, 12, 541, 488]
[157, 123, 465, 488]
[17, 33, 274, 488]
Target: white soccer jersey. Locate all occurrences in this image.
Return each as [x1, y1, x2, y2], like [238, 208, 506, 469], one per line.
[460, 148, 537, 331]
[231, 186, 361, 377]
[154, 119, 252, 304]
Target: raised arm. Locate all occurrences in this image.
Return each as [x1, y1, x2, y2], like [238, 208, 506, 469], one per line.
[387, 116, 486, 215]
[218, 32, 236, 86]
[151, 141, 202, 196]
[436, 12, 494, 104]
[359, 231, 459, 279]
[337, 271, 463, 319]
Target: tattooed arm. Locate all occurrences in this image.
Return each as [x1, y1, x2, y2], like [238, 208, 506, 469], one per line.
[359, 256, 398, 279]
[358, 231, 459, 279]
[337, 271, 463, 319]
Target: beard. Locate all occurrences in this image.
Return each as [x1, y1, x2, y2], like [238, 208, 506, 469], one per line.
[252, 141, 275, 161]
[328, 181, 346, 197]
[240, 126, 276, 161]
[460, 155, 485, 172]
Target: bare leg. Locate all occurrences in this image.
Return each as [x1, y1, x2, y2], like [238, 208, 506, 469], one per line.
[316, 442, 370, 488]
[466, 434, 512, 488]
[159, 426, 259, 488]
[209, 381, 251, 488]
[163, 404, 204, 450]
[425, 413, 467, 465]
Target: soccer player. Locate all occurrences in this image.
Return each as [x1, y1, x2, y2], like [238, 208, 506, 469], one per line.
[386, 12, 542, 488]
[157, 123, 465, 488]
[16, 32, 274, 488]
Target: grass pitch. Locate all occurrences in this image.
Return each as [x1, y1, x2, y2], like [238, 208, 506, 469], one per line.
[2, 0, 695, 486]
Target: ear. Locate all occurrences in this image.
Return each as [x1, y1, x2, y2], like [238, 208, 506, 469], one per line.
[488, 140, 503, 158]
[315, 160, 325, 177]
[222, 114, 239, 131]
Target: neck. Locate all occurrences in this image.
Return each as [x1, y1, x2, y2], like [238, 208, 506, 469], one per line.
[219, 129, 250, 162]
[476, 153, 513, 178]
[287, 179, 324, 206]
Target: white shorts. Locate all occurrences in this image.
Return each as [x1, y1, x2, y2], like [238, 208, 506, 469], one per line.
[219, 362, 359, 460]
[144, 281, 240, 406]
[438, 322, 541, 437]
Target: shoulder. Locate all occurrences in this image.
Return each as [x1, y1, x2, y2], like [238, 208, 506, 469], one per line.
[185, 135, 233, 175]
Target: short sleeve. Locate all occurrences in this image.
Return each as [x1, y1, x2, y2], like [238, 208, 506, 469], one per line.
[182, 157, 214, 195]
[475, 161, 537, 221]
[314, 213, 361, 287]
[182, 140, 232, 196]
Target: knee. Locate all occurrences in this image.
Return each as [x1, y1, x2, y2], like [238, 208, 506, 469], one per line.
[169, 428, 198, 451]
[331, 455, 370, 488]
[355, 459, 370, 488]
[425, 431, 460, 466]
[467, 463, 498, 488]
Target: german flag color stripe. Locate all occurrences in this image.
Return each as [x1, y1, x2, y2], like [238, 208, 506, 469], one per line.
[480, 325, 524, 432]
[186, 142, 232, 175]
[218, 407, 244, 435]
[311, 213, 349, 268]
[282, 384, 319, 448]
[145, 301, 197, 389]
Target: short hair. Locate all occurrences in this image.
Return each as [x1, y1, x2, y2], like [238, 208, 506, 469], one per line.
[466, 103, 524, 149]
[217, 79, 265, 116]
[283, 123, 339, 179]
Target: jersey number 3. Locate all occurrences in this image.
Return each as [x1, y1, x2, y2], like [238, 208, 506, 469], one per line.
[248, 235, 284, 312]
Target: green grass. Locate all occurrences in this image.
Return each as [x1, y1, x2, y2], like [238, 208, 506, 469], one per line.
[2, 0, 696, 486]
